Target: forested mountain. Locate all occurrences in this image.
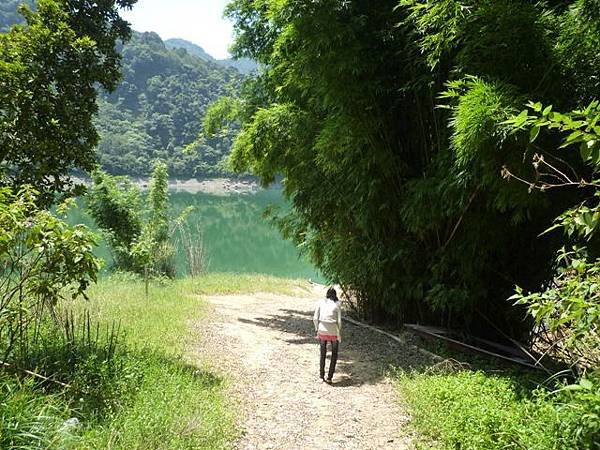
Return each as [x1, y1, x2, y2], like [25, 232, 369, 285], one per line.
[165, 38, 258, 75]
[1, 1, 244, 178]
[96, 31, 241, 177]
[164, 38, 216, 62]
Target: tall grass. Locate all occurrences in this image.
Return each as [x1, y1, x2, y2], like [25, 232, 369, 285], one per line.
[1, 273, 306, 449]
[0, 376, 74, 448]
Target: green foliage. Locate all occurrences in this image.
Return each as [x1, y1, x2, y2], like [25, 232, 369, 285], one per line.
[397, 369, 600, 450]
[211, 0, 600, 336]
[506, 100, 600, 170]
[1, 1, 247, 181]
[203, 96, 243, 139]
[95, 31, 243, 178]
[1, 275, 268, 449]
[86, 162, 187, 277]
[86, 170, 144, 271]
[0, 0, 135, 201]
[512, 247, 600, 369]
[0, 186, 100, 364]
[506, 101, 600, 370]
[444, 78, 517, 169]
[141, 161, 177, 277]
[147, 160, 169, 243]
[11, 311, 142, 420]
[0, 376, 73, 448]
[554, 374, 600, 449]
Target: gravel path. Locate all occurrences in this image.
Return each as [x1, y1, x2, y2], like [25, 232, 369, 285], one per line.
[196, 288, 435, 450]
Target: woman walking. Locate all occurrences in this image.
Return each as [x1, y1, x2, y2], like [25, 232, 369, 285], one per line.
[313, 287, 342, 383]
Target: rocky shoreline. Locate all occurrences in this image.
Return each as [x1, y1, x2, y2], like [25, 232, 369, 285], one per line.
[74, 176, 267, 196]
[144, 177, 260, 195]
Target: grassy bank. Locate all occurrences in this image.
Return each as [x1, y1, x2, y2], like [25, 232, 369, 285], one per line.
[395, 366, 599, 450]
[1, 273, 307, 449]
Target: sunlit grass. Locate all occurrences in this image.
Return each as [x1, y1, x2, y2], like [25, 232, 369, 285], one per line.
[395, 370, 565, 450]
[83, 273, 310, 351]
[2, 273, 305, 449]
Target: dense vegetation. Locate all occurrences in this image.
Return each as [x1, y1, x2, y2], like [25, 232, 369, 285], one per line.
[0, 0, 134, 200]
[0, 2, 244, 179]
[208, 1, 600, 447]
[96, 32, 243, 178]
[208, 0, 600, 343]
[0, 3, 294, 447]
[86, 162, 202, 280]
[1, 274, 298, 448]
[397, 368, 599, 450]
[2, 0, 598, 447]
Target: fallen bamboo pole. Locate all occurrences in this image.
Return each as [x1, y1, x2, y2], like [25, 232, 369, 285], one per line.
[342, 316, 443, 362]
[0, 360, 72, 388]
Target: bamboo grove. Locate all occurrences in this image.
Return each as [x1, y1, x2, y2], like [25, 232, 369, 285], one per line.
[206, 0, 600, 340]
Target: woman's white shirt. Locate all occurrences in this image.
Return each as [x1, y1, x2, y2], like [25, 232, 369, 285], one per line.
[313, 298, 342, 339]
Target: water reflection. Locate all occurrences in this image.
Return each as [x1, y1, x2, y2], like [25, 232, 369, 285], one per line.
[67, 188, 322, 281]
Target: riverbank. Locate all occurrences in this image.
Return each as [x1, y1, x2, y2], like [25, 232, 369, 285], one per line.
[148, 177, 262, 195]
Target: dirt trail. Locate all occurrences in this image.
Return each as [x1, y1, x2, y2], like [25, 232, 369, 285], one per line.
[196, 287, 434, 450]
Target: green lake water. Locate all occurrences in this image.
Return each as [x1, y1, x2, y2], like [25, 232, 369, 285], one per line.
[67, 188, 322, 281]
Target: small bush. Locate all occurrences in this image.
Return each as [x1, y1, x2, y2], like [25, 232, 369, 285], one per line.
[87, 162, 187, 279]
[554, 374, 600, 450]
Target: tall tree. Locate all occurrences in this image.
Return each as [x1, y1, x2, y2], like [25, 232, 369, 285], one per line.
[0, 0, 136, 201]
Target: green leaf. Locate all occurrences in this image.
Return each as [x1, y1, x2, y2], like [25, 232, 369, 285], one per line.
[529, 126, 540, 143]
[580, 142, 593, 161]
[561, 131, 584, 148]
[530, 102, 543, 112]
[513, 109, 529, 128]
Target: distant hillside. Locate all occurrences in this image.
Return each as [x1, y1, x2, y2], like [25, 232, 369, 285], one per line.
[165, 37, 258, 75]
[0, 0, 33, 31]
[97, 31, 242, 177]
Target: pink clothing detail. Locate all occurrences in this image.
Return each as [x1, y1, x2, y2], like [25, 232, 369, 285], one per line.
[317, 333, 339, 342]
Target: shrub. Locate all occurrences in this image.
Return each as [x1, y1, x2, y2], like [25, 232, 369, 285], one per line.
[554, 374, 600, 450]
[0, 186, 99, 364]
[87, 161, 189, 279]
[86, 169, 144, 271]
[507, 101, 600, 371]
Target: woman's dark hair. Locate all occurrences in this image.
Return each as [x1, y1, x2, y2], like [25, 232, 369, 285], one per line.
[326, 287, 338, 302]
